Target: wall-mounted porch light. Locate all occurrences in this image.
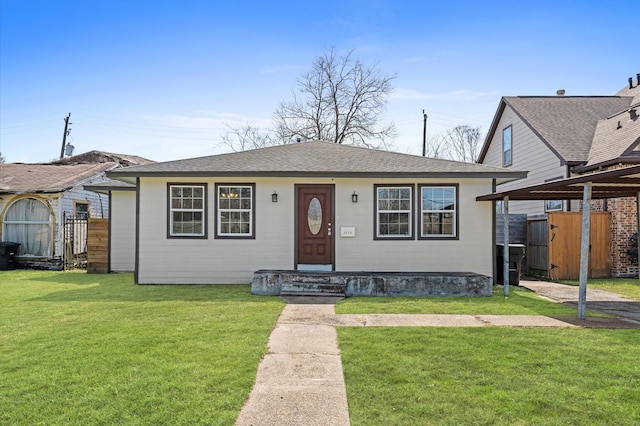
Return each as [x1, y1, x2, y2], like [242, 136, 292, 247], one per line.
[351, 191, 358, 203]
[272, 191, 278, 203]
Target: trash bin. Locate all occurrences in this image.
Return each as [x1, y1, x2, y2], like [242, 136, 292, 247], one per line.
[496, 244, 526, 286]
[0, 242, 21, 270]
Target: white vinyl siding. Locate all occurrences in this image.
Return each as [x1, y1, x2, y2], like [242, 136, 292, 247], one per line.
[135, 177, 495, 284]
[109, 190, 136, 272]
[481, 106, 568, 216]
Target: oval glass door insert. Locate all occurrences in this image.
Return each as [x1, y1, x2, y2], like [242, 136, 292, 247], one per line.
[307, 197, 322, 235]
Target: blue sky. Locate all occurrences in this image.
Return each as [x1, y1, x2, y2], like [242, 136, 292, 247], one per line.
[1, 1, 637, 163]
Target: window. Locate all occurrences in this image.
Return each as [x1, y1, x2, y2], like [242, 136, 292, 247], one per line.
[503, 125, 512, 166]
[420, 185, 457, 238]
[545, 200, 562, 212]
[375, 185, 413, 239]
[216, 184, 255, 238]
[168, 184, 206, 238]
[2, 198, 52, 256]
[75, 202, 89, 219]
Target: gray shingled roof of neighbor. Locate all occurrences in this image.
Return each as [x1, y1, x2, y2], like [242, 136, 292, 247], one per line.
[108, 140, 526, 183]
[0, 162, 117, 193]
[586, 108, 640, 167]
[501, 96, 634, 163]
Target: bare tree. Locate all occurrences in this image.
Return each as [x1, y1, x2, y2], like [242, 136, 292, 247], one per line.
[274, 48, 397, 147]
[424, 135, 448, 159]
[0, 152, 5, 163]
[440, 125, 483, 163]
[219, 123, 279, 152]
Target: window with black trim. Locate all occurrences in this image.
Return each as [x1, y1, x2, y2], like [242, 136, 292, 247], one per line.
[168, 184, 206, 238]
[420, 185, 457, 238]
[216, 184, 255, 238]
[503, 125, 512, 166]
[375, 185, 413, 239]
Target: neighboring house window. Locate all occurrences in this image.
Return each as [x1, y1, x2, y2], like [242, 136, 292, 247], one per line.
[420, 185, 458, 238]
[75, 201, 89, 219]
[2, 198, 52, 256]
[168, 184, 207, 238]
[375, 185, 413, 239]
[546, 200, 563, 212]
[216, 184, 255, 238]
[503, 125, 512, 166]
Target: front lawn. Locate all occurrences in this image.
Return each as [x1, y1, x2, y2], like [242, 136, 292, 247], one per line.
[0, 271, 284, 425]
[339, 327, 640, 425]
[560, 278, 640, 300]
[336, 285, 597, 316]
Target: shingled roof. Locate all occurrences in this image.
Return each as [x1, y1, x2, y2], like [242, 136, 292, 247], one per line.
[108, 140, 525, 182]
[0, 163, 116, 194]
[478, 76, 640, 170]
[49, 150, 154, 166]
[479, 96, 634, 164]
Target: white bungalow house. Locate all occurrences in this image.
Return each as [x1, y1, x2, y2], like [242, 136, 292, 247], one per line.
[105, 141, 525, 293]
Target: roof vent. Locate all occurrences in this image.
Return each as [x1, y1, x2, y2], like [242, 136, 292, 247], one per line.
[630, 109, 638, 120]
[637, 73, 640, 86]
[556, 89, 565, 96]
[629, 77, 634, 89]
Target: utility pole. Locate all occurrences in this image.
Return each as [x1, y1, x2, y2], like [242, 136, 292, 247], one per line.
[422, 110, 428, 157]
[59, 113, 71, 159]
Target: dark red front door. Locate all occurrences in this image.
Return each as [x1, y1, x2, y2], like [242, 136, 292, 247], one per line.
[297, 185, 333, 266]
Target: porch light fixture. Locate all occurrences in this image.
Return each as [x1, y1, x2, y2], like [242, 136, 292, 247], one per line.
[272, 191, 278, 203]
[351, 191, 358, 203]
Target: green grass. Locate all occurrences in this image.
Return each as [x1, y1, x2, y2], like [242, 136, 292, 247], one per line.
[560, 278, 640, 300]
[338, 327, 640, 426]
[336, 285, 595, 316]
[0, 270, 284, 426]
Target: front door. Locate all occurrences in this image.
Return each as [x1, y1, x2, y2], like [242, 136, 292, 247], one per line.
[296, 185, 333, 268]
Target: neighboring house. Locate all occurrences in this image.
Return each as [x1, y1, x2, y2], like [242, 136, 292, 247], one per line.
[478, 74, 640, 276]
[0, 151, 152, 269]
[106, 140, 525, 285]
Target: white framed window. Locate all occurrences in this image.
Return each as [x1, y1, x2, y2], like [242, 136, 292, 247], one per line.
[545, 200, 563, 212]
[2, 197, 53, 256]
[74, 201, 90, 219]
[375, 185, 413, 239]
[168, 184, 207, 238]
[420, 185, 458, 239]
[503, 125, 512, 167]
[216, 184, 255, 238]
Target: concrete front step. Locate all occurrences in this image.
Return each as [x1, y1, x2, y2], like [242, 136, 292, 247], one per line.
[281, 281, 346, 295]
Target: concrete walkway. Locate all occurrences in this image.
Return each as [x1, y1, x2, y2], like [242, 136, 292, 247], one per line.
[519, 280, 640, 324]
[236, 283, 639, 425]
[235, 304, 351, 426]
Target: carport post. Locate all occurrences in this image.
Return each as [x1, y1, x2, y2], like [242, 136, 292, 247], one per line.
[503, 195, 509, 297]
[578, 182, 592, 320]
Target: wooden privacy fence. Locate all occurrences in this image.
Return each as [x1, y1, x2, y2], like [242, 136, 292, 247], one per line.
[87, 218, 108, 273]
[527, 212, 611, 280]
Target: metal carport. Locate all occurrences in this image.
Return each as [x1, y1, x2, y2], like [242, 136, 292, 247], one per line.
[478, 164, 640, 319]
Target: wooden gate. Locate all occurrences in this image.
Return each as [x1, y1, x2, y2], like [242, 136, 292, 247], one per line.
[527, 217, 549, 276]
[547, 212, 610, 280]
